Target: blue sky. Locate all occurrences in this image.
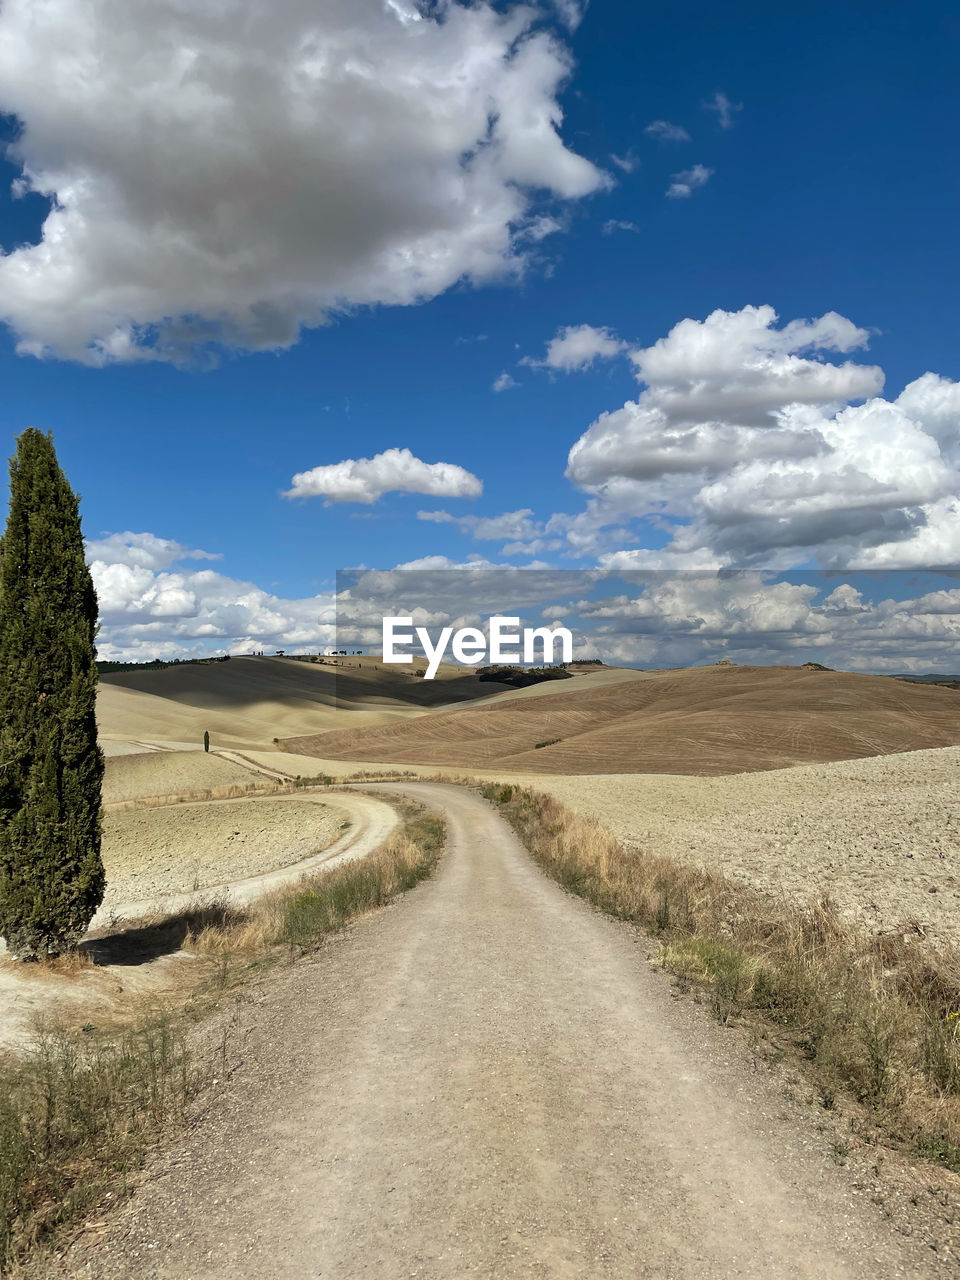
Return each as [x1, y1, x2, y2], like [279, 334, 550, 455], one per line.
[0, 0, 958, 662]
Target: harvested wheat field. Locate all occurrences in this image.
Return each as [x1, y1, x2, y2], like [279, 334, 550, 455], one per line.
[103, 749, 261, 805]
[100, 793, 351, 915]
[531, 745, 960, 948]
[97, 654, 522, 754]
[289, 664, 960, 775]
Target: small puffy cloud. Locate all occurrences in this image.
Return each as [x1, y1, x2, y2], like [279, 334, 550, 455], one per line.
[0, 0, 605, 364]
[666, 164, 713, 199]
[610, 151, 640, 173]
[703, 91, 743, 129]
[285, 448, 482, 505]
[527, 323, 627, 372]
[644, 120, 690, 143]
[519, 215, 564, 243]
[492, 372, 517, 392]
[602, 219, 641, 235]
[821, 584, 867, 614]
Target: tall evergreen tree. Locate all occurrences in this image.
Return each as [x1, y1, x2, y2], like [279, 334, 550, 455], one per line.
[0, 429, 104, 959]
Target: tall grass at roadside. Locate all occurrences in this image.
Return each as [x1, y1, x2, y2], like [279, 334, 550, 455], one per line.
[185, 807, 444, 959]
[0, 1016, 205, 1267]
[0, 802, 443, 1271]
[482, 783, 960, 1175]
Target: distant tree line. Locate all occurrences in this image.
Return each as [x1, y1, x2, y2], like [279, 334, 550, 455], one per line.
[98, 654, 232, 674]
[477, 665, 574, 688]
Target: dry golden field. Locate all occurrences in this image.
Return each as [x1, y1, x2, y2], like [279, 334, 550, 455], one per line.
[288, 664, 960, 775]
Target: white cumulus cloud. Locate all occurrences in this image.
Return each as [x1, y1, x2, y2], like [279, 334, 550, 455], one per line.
[527, 323, 627, 372]
[285, 447, 482, 505]
[85, 531, 221, 572]
[0, 0, 606, 364]
[564, 305, 960, 568]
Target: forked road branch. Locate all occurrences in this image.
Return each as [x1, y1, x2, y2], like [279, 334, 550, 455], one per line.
[62, 784, 937, 1279]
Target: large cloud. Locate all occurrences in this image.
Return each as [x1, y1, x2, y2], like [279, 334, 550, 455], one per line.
[563, 305, 959, 568]
[570, 574, 960, 672]
[0, 0, 605, 364]
[86, 531, 221, 572]
[88, 533, 960, 673]
[88, 533, 337, 660]
[286, 448, 482, 504]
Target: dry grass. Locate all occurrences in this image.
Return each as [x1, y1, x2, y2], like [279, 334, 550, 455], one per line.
[527, 750, 960, 950]
[184, 804, 444, 961]
[0, 801, 443, 1272]
[0, 951, 95, 983]
[0, 1015, 207, 1268]
[104, 773, 334, 813]
[336, 769, 422, 782]
[481, 783, 960, 1176]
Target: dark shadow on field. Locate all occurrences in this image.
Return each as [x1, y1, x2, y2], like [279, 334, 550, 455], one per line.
[100, 652, 509, 714]
[81, 900, 248, 968]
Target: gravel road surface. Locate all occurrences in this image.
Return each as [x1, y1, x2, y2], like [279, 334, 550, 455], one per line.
[52, 783, 944, 1279]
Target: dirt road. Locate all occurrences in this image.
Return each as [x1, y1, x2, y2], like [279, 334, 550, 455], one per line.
[57, 784, 941, 1279]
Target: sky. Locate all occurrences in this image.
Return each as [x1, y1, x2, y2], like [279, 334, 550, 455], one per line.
[0, 0, 958, 667]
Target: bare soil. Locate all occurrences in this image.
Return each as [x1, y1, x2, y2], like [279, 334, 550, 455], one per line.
[531, 746, 960, 948]
[103, 751, 256, 804]
[101, 793, 350, 915]
[0, 792, 398, 1052]
[40, 785, 954, 1279]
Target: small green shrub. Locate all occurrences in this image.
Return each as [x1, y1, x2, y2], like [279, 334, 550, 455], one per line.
[915, 1131, 960, 1173]
[661, 937, 748, 1023]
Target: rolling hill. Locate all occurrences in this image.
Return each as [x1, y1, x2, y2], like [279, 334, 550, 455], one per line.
[97, 653, 525, 750]
[285, 664, 960, 776]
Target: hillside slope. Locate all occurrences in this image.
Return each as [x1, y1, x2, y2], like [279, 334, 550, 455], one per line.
[286, 664, 960, 775]
[97, 655, 633, 750]
[97, 654, 517, 749]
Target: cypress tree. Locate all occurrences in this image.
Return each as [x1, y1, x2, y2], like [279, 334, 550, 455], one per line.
[0, 429, 105, 959]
